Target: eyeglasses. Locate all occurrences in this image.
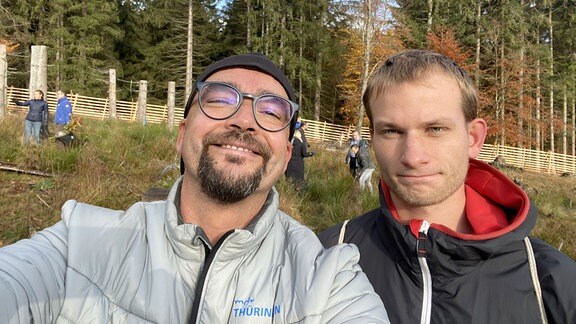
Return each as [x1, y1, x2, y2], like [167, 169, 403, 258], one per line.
[195, 81, 299, 132]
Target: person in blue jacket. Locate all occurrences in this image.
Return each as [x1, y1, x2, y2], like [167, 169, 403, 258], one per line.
[54, 89, 73, 135]
[13, 89, 48, 145]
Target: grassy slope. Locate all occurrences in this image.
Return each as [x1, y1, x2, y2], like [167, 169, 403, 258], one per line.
[1, 116, 574, 259]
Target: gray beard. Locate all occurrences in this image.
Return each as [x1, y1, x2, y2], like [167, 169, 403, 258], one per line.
[197, 132, 269, 204]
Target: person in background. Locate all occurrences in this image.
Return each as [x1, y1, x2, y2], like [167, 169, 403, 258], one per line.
[285, 121, 314, 191]
[0, 53, 388, 323]
[345, 130, 367, 178]
[320, 49, 576, 323]
[298, 119, 310, 149]
[13, 89, 48, 145]
[354, 143, 376, 193]
[54, 90, 73, 136]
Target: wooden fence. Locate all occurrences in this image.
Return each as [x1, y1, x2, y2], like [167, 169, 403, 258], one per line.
[301, 120, 576, 176]
[6, 86, 184, 127]
[5, 86, 576, 176]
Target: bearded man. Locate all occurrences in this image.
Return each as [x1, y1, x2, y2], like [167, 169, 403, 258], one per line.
[0, 53, 388, 323]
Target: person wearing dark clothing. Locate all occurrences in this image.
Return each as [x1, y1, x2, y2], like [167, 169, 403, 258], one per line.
[299, 120, 310, 148]
[320, 50, 576, 323]
[345, 152, 359, 178]
[14, 89, 49, 145]
[346, 131, 367, 178]
[285, 128, 314, 190]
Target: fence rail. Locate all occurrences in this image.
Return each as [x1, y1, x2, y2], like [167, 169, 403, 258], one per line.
[5, 87, 576, 176]
[6, 87, 184, 127]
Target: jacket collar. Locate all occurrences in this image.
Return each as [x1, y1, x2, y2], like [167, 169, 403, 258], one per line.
[164, 176, 280, 261]
[380, 158, 532, 240]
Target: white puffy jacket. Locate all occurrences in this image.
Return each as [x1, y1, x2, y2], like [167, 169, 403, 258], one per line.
[0, 177, 388, 323]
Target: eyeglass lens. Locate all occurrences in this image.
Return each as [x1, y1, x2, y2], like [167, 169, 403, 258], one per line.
[199, 83, 293, 132]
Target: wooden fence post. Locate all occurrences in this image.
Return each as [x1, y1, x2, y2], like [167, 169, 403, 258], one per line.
[109, 69, 117, 119]
[29, 45, 47, 98]
[0, 45, 6, 118]
[137, 80, 147, 125]
[167, 81, 175, 131]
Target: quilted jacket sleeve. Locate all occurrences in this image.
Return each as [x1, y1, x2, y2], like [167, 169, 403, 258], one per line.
[318, 244, 390, 323]
[0, 201, 75, 323]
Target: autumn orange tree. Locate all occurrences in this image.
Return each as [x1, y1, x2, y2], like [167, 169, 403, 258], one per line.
[0, 39, 19, 53]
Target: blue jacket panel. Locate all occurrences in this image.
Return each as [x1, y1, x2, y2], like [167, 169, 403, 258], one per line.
[16, 99, 48, 123]
[54, 97, 73, 125]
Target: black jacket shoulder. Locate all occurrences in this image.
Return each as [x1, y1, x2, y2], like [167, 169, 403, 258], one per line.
[318, 209, 380, 248]
[530, 237, 576, 323]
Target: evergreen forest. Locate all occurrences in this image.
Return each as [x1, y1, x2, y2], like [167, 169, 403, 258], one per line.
[2, 0, 576, 153]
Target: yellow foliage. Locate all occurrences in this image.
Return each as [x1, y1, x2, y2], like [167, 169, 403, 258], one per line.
[0, 39, 20, 53]
[338, 28, 403, 126]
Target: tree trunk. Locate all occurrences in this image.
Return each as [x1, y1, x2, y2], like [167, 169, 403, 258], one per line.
[314, 52, 322, 121]
[563, 85, 567, 155]
[518, 0, 525, 148]
[357, 0, 374, 130]
[536, 31, 542, 151]
[570, 86, 576, 156]
[474, 0, 481, 88]
[0, 45, 6, 118]
[298, 10, 303, 109]
[247, 0, 252, 50]
[500, 40, 505, 146]
[548, 1, 555, 152]
[185, 0, 194, 104]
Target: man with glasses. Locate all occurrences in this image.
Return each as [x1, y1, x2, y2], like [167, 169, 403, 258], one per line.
[0, 53, 388, 323]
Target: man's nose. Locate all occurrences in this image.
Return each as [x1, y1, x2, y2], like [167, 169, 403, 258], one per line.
[225, 98, 256, 132]
[399, 133, 429, 167]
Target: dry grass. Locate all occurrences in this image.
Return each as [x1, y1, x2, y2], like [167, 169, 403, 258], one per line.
[0, 116, 180, 246]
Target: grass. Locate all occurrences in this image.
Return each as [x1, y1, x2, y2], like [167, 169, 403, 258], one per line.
[0, 115, 575, 260]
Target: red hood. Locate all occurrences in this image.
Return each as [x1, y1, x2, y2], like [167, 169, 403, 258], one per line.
[382, 158, 530, 240]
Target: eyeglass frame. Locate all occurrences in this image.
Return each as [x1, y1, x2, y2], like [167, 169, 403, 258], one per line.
[194, 81, 300, 133]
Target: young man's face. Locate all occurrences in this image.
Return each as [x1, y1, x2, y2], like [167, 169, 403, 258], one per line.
[177, 68, 293, 204]
[34, 91, 42, 100]
[369, 71, 485, 210]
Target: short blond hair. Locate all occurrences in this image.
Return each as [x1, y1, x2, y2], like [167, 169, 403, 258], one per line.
[363, 50, 478, 128]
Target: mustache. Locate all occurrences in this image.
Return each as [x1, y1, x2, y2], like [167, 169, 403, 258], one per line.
[202, 130, 272, 163]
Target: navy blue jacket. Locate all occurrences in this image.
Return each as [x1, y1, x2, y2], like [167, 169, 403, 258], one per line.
[16, 99, 49, 123]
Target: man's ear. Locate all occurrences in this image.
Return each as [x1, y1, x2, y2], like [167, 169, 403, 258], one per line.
[468, 118, 487, 158]
[176, 119, 187, 155]
[283, 139, 293, 172]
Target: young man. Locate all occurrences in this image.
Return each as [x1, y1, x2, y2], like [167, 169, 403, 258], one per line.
[54, 90, 73, 135]
[0, 53, 388, 323]
[320, 50, 576, 323]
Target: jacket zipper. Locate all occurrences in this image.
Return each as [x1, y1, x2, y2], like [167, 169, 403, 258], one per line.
[190, 230, 234, 323]
[417, 220, 432, 324]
